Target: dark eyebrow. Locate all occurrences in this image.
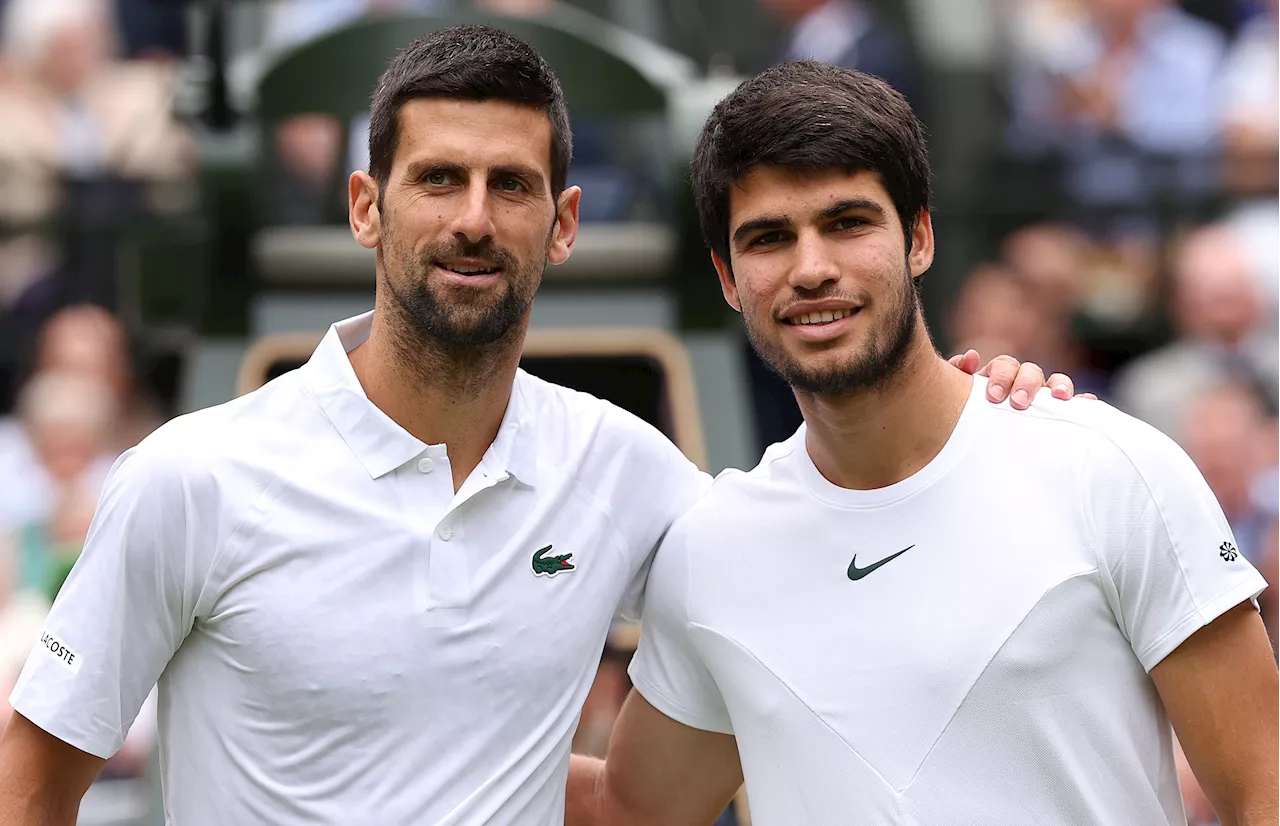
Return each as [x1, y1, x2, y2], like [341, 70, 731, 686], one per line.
[404, 160, 465, 181]
[732, 198, 888, 248]
[732, 216, 790, 248]
[817, 199, 886, 221]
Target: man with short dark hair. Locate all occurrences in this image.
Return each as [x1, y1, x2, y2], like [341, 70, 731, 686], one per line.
[567, 61, 1279, 826]
[0, 29, 1065, 825]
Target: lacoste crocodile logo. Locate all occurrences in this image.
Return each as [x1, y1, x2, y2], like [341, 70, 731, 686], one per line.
[532, 544, 575, 577]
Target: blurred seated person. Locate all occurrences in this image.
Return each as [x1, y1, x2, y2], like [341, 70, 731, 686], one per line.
[948, 262, 1042, 363]
[1178, 382, 1278, 568]
[5, 370, 116, 599]
[758, 0, 921, 110]
[0, 0, 196, 316]
[0, 305, 144, 538]
[1112, 223, 1279, 435]
[1219, 0, 1277, 196]
[1005, 0, 1227, 213]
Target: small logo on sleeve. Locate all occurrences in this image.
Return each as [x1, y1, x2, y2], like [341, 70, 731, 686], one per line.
[38, 630, 82, 674]
[532, 544, 575, 577]
[1219, 542, 1239, 562]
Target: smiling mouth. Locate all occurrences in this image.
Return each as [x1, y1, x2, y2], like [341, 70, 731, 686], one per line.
[438, 263, 501, 276]
[784, 308, 858, 325]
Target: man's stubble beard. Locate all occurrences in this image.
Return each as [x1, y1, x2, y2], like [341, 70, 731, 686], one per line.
[378, 217, 552, 392]
[743, 259, 922, 396]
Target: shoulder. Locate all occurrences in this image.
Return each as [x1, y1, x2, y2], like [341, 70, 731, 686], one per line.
[517, 368, 701, 477]
[667, 432, 802, 541]
[119, 371, 319, 499]
[999, 393, 1204, 504]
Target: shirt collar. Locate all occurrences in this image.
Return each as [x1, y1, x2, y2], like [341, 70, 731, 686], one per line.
[299, 312, 540, 485]
[482, 370, 540, 487]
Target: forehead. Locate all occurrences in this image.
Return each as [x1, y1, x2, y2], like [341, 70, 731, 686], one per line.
[393, 97, 553, 178]
[729, 167, 894, 225]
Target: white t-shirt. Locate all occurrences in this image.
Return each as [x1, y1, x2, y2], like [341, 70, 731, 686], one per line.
[631, 376, 1265, 826]
[12, 312, 708, 826]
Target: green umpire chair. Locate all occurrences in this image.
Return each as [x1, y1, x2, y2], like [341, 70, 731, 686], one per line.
[250, 4, 696, 286]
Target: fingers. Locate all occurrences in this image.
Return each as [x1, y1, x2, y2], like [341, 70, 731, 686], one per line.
[950, 349, 981, 375]
[982, 354, 1022, 404]
[1047, 372, 1075, 400]
[1007, 361, 1045, 409]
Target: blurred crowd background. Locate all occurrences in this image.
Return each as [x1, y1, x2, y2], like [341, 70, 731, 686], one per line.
[0, 0, 1274, 824]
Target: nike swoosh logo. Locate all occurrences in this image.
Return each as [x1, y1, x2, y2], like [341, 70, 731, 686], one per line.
[847, 545, 914, 581]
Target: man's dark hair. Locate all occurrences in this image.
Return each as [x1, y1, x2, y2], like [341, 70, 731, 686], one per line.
[368, 25, 573, 202]
[691, 61, 931, 266]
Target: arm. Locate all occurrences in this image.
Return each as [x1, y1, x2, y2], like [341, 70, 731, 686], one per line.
[1150, 602, 1279, 826]
[567, 690, 743, 826]
[0, 712, 105, 825]
[2, 438, 214, 824]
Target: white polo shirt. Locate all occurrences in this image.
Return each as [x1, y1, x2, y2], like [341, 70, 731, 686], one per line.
[631, 377, 1266, 826]
[12, 312, 708, 825]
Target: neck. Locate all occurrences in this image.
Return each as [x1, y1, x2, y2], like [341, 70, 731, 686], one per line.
[797, 321, 972, 491]
[348, 304, 525, 492]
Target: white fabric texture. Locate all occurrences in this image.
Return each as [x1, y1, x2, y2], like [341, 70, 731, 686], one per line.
[631, 376, 1264, 825]
[12, 312, 709, 826]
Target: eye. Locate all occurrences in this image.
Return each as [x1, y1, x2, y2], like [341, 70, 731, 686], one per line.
[749, 231, 785, 247]
[423, 170, 452, 186]
[496, 177, 527, 192]
[832, 217, 866, 231]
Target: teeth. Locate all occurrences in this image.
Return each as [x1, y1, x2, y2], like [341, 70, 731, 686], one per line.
[444, 264, 496, 274]
[789, 309, 853, 325]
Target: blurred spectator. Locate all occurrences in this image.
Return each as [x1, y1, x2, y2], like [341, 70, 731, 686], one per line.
[758, 0, 921, 109]
[1219, 0, 1277, 195]
[0, 0, 196, 317]
[1112, 224, 1278, 435]
[30, 303, 158, 449]
[6, 369, 116, 595]
[1000, 222, 1088, 313]
[1178, 382, 1276, 566]
[1006, 0, 1228, 212]
[949, 262, 1043, 361]
[116, 0, 188, 61]
[0, 305, 151, 536]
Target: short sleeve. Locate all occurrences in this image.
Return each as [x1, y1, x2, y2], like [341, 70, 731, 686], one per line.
[9, 442, 213, 758]
[628, 514, 733, 735]
[1085, 417, 1268, 673]
[608, 417, 710, 624]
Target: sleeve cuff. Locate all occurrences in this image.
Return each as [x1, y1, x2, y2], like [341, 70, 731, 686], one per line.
[629, 673, 735, 736]
[8, 679, 121, 760]
[1137, 573, 1268, 672]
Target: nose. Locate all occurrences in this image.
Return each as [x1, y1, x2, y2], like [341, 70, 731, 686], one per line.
[451, 181, 497, 245]
[788, 230, 840, 291]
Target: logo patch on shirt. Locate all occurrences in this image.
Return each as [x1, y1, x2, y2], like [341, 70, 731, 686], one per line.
[847, 545, 914, 581]
[1219, 541, 1239, 562]
[37, 630, 81, 674]
[532, 544, 575, 577]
